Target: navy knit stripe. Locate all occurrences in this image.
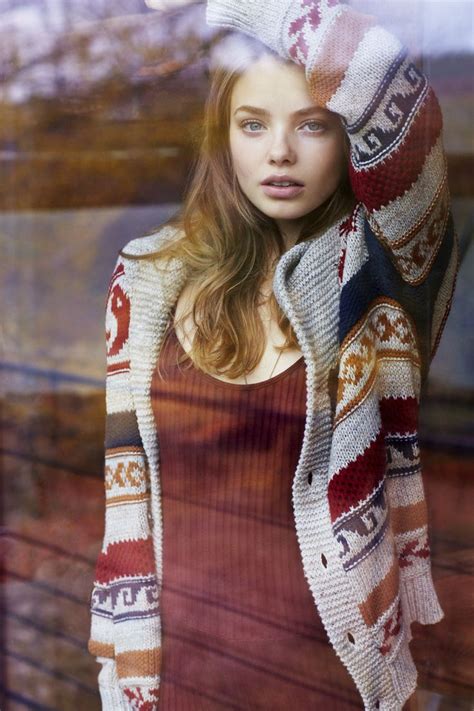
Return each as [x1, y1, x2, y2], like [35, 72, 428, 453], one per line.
[105, 411, 143, 449]
[339, 212, 455, 380]
[351, 63, 428, 167]
[347, 48, 408, 134]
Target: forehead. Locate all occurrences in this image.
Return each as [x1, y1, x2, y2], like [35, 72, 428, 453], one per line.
[230, 55, 330, 117]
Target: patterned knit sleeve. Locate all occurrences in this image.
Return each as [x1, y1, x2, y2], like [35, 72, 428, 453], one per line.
[87, 254, 161, 710]
[206, 0, 459, 378]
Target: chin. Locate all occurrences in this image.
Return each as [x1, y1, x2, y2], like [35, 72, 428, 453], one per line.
[263, 206, 307, 220]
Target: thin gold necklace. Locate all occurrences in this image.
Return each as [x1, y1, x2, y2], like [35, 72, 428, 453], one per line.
[178, 324, 284, 384]
[243, 347, 284, 385]
[177, 309, 285, 385]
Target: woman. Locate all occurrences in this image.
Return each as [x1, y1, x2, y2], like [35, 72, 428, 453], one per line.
[88, 1, 458, 709]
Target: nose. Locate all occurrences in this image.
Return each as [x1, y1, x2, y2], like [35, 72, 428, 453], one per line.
[268, 129, 296, 165]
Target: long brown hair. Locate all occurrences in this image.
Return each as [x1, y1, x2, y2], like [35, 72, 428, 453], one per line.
[122, 36, 355, 379]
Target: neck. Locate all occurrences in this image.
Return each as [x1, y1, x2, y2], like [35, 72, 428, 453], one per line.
[276, 221, 302, 251]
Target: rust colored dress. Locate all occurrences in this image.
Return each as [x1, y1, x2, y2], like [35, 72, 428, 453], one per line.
[151, 315, 363, 711]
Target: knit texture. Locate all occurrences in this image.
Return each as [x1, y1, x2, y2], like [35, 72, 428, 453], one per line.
[88, 1, 459, 709]
[150, 325, 363, 707]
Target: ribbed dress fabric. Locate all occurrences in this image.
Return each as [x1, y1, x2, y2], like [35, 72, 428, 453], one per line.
[150, 318, 363, 710]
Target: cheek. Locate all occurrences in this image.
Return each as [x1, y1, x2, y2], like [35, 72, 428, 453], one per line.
[307, 139, 346, 187]
[230, 133, 258, 180]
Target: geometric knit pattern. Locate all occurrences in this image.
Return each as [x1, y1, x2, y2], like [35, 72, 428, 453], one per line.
[88, 257, 161, 708]
[88, 1, 459, 709]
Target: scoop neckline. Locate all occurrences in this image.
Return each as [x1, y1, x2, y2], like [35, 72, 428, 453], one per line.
[167, 323, 305, 391]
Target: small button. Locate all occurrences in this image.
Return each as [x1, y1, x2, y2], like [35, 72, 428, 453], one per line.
[347, 631, 356, 645]
[307, 471, 313, 485]
[320, 553, 328, 568]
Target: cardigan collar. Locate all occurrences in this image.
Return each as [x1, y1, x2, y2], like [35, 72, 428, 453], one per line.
[127, 222, 342, 583]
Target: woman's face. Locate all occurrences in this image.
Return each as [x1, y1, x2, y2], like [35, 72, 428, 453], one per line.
[229, 53, 347, 246]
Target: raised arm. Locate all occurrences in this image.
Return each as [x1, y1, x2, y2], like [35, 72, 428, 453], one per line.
[88, 254, 161, 709]
[206, 0, 459, 377]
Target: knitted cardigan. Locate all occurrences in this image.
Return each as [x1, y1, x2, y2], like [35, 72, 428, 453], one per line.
[87, 1, 459, 709]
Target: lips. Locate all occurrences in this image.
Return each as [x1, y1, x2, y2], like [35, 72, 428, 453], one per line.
[261, 174, 304, 186]
[261, 183, 305, 199]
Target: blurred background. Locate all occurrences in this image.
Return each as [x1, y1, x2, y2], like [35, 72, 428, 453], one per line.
[0, 0, 472, 709]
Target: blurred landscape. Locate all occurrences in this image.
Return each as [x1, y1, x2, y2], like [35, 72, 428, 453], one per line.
[0, 2, 472, 210]
[0, 0, 473, 709]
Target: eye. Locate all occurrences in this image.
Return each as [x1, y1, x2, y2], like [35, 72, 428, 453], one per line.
[239, 119, 325, 133]
[240, 119, 264, 132]
[301, 120, 324, 132]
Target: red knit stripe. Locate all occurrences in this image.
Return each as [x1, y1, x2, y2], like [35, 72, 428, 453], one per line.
[107, 281, 131, 357]
[107, 359, 131, 375]
[94, 537, 155, 584]
[379, 396, 418, 434]
[106, 260, 125, 302]
[349, 86, 443, 213]
[328, 430, 386, 522]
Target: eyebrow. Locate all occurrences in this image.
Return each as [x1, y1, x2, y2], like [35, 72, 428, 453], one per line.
[233, 104, 326, 118]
